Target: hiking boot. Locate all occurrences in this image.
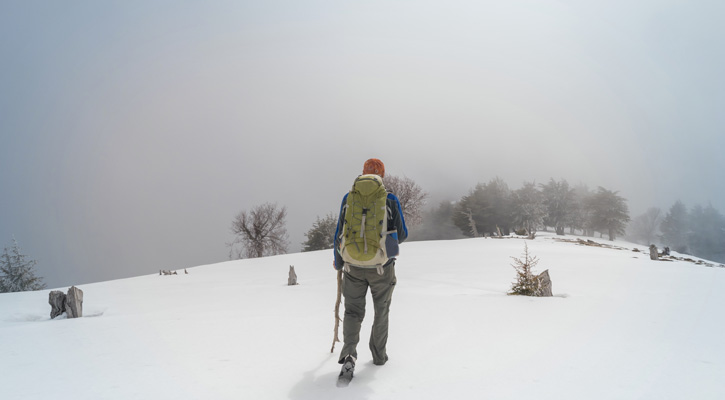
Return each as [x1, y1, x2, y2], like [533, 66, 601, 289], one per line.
[337, 355, 356, 387]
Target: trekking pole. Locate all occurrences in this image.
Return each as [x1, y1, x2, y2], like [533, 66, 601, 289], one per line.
[331, 269, 343, 353]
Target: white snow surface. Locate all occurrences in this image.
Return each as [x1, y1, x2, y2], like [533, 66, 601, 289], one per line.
[1, 233, 724, 400]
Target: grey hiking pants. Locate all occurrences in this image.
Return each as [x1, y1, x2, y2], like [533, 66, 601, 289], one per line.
[338, 260, 396, 365]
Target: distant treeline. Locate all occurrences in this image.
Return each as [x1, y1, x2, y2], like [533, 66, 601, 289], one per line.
[298, 175, 723, 265]
[627, 201, 725, 263]
[410, 177, 629, 242]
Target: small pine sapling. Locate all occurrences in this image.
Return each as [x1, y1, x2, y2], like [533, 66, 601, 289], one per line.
[509, 243, 541, 296]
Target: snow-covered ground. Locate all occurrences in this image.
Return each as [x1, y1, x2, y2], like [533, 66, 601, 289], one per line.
[1, 232, 723, 400]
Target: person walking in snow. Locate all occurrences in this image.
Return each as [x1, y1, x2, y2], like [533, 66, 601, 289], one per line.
[334, 158, 408, 385]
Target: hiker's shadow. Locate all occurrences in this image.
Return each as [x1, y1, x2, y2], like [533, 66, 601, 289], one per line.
[288, 355, 380, 400]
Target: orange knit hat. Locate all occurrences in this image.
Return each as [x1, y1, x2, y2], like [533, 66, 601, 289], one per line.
[362, 158, 385, 177]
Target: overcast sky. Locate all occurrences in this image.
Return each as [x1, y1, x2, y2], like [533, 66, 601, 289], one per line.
[1, 1, 723, 288]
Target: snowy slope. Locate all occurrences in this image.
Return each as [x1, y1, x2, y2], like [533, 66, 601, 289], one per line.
[1, 233, 724, 400]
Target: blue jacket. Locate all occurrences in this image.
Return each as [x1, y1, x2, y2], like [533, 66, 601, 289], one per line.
[333, 192, 408, 270]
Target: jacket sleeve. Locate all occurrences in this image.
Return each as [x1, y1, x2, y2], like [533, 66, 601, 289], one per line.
[387, 193, 408, 244]
[333, 194, 348, 270]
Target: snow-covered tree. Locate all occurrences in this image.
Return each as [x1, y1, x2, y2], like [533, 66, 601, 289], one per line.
[0, 238, 46, 293]
[453, 185, 487, 238]
[569, 184, 591, 235]
[586, 187, 630, 241]
[626, 207, 663, 246]
[687, 204, 725, 262]
[410, 201, 466, 241]
[511, 182, 546, 238]
[540, 178, 575, 235]
[228, 203, 289, 259]
[660, 201, 689, 253]
[302, 213, 337, 252]
[453, 177, 512, 237]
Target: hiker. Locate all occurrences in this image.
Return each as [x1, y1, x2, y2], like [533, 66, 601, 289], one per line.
[334, 158, 408, 385]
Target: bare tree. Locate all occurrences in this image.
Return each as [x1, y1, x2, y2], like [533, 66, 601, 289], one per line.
[228, 202, 289, 259]
[383, 175, 428, 226]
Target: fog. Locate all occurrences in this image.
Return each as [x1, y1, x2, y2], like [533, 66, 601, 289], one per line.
[1, 1, 723, 288]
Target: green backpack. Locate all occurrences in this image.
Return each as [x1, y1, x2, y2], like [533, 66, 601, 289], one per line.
[340, 174, 391, 268]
